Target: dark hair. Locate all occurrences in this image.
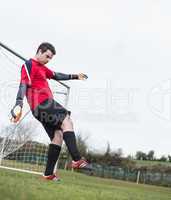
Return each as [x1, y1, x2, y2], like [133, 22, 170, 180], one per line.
[36, 42, 56, 55]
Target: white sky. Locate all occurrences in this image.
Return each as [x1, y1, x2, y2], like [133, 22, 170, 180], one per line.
[0, 0, 171, 157]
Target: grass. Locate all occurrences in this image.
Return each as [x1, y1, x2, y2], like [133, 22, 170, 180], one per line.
[0, 169, 171, 200]
[1, 159, 45, 172]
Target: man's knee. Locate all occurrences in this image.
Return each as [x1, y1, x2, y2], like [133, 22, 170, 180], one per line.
[52, 130, 63, 145]
[61, 115, 74, 131]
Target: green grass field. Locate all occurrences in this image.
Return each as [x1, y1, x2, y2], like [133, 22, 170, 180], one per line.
[0, 169, 171, 200]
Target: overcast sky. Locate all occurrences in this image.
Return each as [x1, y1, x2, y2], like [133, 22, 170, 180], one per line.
[0, 0, 171, 157]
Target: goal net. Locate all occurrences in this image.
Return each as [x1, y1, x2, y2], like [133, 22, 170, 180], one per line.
[0, 42, 70, 175]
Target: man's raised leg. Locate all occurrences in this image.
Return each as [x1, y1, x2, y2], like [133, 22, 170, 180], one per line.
[61, 115, 91, 170]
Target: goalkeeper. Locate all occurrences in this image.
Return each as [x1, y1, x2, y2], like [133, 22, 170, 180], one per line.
[10, 42, 90, 181]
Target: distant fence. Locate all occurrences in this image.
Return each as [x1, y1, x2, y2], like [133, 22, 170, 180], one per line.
[58, 161, 171, 187]
[85, 164, 171, 187]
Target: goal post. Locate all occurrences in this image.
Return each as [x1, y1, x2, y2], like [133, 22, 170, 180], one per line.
[0, 41, 70, 175]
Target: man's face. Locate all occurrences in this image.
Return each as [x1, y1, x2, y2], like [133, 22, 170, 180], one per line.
[37, 49, 54, 65]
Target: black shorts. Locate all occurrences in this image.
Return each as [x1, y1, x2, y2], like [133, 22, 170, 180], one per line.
[32, 99, 70, 141]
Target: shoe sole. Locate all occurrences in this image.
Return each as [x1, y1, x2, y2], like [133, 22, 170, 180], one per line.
[41, 177, 61, 182]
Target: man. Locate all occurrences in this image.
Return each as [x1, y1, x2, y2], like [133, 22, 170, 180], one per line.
[10, 42, 90, 181]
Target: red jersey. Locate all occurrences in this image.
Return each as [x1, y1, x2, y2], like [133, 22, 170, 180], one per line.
[20, 59, 54, 110]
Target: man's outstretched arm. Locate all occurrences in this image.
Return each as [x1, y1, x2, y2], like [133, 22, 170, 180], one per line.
[52, 72, 88, 81]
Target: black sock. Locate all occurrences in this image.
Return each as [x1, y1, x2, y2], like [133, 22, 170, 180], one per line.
[44, 144, 61, 176]
[63, 131, 81, 161]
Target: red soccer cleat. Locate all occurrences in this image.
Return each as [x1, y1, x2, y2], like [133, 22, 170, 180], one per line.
[70, 159, 92, 170]
[42, 174, 61, 182]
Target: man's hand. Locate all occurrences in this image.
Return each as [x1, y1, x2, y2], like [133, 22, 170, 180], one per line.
[78, 73, 88, 80]
[10, 105, 22, 123]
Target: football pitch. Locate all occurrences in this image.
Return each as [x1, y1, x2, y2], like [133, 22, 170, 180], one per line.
[0, 169, 171, 200]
